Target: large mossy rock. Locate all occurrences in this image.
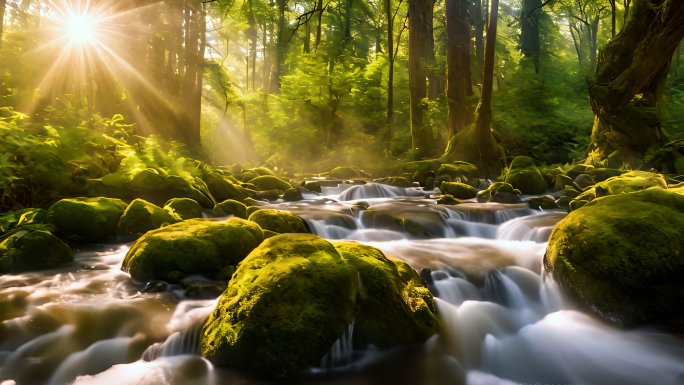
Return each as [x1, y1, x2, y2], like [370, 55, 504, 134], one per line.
[436, 162, 480, 185]
[391, 160, 443, 176]
[250, 175, 293, 191]
[476, 182, 521, 203]
[504, 156, 547, 194]
[201, 234, 438, 377]
[568, 171, 667, 210]
[164, 198, 204, 220]
[247, 209, 308, 234]
[202, 172, 249, 203]
[117, 199, 181, 236]
[47, 197, 128, 242]
[440, 182, 478, 199]
[360, 210, 428, 238]
[121, 218, 264, 282]
[0, 227, 73, 273]
[329, 166, 361, 179]
[214, 199, 248, 219]
[545, 187, 684, 326]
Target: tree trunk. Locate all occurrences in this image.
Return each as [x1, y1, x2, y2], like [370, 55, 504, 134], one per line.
[473, 0, 484, 81]
[386, 0, 394, 127]
[446, 0, 470, 136]
[344, 0, 352, 40]
[520, 0, 541, 73]
[476, 0, 498, 143]
[610, 0, 616, 39]
[305, 17, 311, 53]
[586, 0, 684, 167]
[589, 14, 600, 72]
[0, 0, 6, 51]
[271, 0, 286, 94]
[570, 22, 583, 70]
[262, 23, 271, 93]
[315, 0, 323, 50]
[409, 0, 437, 159]
[248, 0, 257, 92]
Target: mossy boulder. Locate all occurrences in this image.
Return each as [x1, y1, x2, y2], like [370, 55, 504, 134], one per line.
[252, 167, 275, 176]
[247, 209, 308, 234]
[117, 199, 181, 236]
[568, 171, 667, 210]
[380, 176, 413, 188]
[476, 182, 521, 203]
[504, 156, 547, 194]
[566, 164, 595, 180]
[0, 227, 73, 273]
[164, 198, 204, 220]
[329, 166, 360, 179]
[202, 172, 249, 203]
[436, 162, 480, 186]
[283, 188, 303, 201]
[302, 181, 322, 193]
[214, 199, 248, 219]
[121, 218, 264, 282]
[360, 210, 428, 238]
[47, 197, 128, 242]
[526, 196, 559, 210]
[440, 182, 478, 199]
[201, 234, 438, 377]
[250, 175, 293, 191]
[436, 194, 458, 205]
[392, 160, 443, 176]
[545, 188, 684, 326]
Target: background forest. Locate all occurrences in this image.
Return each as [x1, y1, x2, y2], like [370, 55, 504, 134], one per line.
[0, 0, 683, 187]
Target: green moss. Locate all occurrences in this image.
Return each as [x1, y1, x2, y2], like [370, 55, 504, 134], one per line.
[332, 241, 438, 349]
[236, 170, 259, 182]
[202, 172, 249, 203]
[526, 196, 558, 210]
[476, 182, 520, 203]
[283, 188, 303, 202]
[545, 188, 684, 325]
[201, 234, 358, 377]
[569, 171, 667, 209]
[360, 210, 427, 237]
[329, 166, 360, 179]
[121, 218, 264, 282]
[252, 167, 275, 176]
[200, 235, 437, 377]
[250, 175, 293, 191]
[214, 199, 248, 219]
[436, 194, 459, 205]
[392, 160, 443, 176]
[0, 208, 48, 233]
[504, 156, 547, 194]
[0, 228, 73, 273]
[381, 176, 413, 188]
[426, 177, 435, 190]
[117, 199, 181, 236]
[440, 182, 478, 199]
[246, 206, 261, 216]
[164, 198, 204, 220]
[565, 164, 595, 180]
[302, 181, 322, 193]
[247, 209, 308, 234]
[436, 162, 480, 184]
[47, 197, 128, 242]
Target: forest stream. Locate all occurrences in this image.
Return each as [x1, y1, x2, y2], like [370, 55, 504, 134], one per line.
[1, 182, 683, 385]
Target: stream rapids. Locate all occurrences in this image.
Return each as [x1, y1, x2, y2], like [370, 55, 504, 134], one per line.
[0, 182, 683, 385]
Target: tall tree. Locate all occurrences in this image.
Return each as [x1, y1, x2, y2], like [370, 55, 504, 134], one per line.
[314, 0, 323, 50]
[520, 0, 541, 73]
[270, 0, 286, 93]
[0, 0, 6, 51]
[586, 0, 684, 166]
[408, 0, 437, 159]
[445, 0, 470, 137]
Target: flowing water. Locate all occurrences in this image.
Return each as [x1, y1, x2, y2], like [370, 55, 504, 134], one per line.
[1, 182, 683, 385]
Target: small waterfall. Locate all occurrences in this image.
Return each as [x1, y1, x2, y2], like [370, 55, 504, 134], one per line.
[433, 274, 481, 306]
[141, 321, 203, 361]
[338, 184, 406, 201]
[484, 270, 527, 309]
[496, 212, 566, 242]
[320, 322, 355, 369]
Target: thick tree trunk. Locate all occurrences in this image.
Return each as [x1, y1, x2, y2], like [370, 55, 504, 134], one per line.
[0, 0, 6, 51]
[304, 17, 311, 53]
[520, 0, 541, 73]
[344, 0, 352, 40]
[386, 0, 394, 127]
[446, 0, 470, 136]
[271, 0, 286, 94]
[262, 23, 271, 93]
[409, 0, 437, 159]
[610, 0, 616, 39]
[315, 0, 323, 50]
[586, 0, 684, 166]
[476, 0, 498, 144]
[473, 0, 484, 80]
[248, 0, 257, 92]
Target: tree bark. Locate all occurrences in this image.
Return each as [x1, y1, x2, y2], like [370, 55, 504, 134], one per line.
[409, 0, 437, 159]
[386, 0, 394, 127]
[473, 0, 484, 80]
[344, 0, 352, 40]
[0, 0, 6, 51]
[610, 0, 616, 39]
[586, 0, 684, 166]
[446, 0, 470, 136]
[248, 0, 257, 92]
[271, 0, 286, 94]
[315, 0, 323, 50]
[520, 0, 541, 73]
[476, 0, 498, 142]
[262, 22, 271, 93]
[305, 16, 311, 53]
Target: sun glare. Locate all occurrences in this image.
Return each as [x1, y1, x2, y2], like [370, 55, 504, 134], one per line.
[67, 14, 95, 43]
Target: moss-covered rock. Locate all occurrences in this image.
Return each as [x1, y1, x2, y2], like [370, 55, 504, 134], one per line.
[283, 188, 303, 201]
[566, 164, 595, 180]
[476, 182, 521, 203]
[360, 210, 428, 238]
[252, 167, 275, 176]
[436, 162, 480, 186]
[202, 172, 249, 203]
[526, 196, 559, 210]
[200, 234, 438, 377]
[545, 188, 684, 326]
[412, 170, 435, 187]
[568, 171, 667, 210]
[392, 160, 443, 176]
[0, 227, 73, 273]
[504, 156, 547, 194]
[426, 176, 435, 190]
[440, 182, 478, 199]
[121, 218, 264, 282]
[302, 181, 322, 193]
[47, 197, 128, 242]
[329, 166, 361, 179]
[250, 175, 292, 191]
[117, 199, 181, 236]
[213, 199, 248, 219]
[247, 209, 308, 234]
[436, 194, 458, 205]
[164, 198, 204, 220]
[380, 176, 413, 188]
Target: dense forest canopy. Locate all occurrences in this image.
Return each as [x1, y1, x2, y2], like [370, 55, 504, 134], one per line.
[1, 0, 683, 174]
